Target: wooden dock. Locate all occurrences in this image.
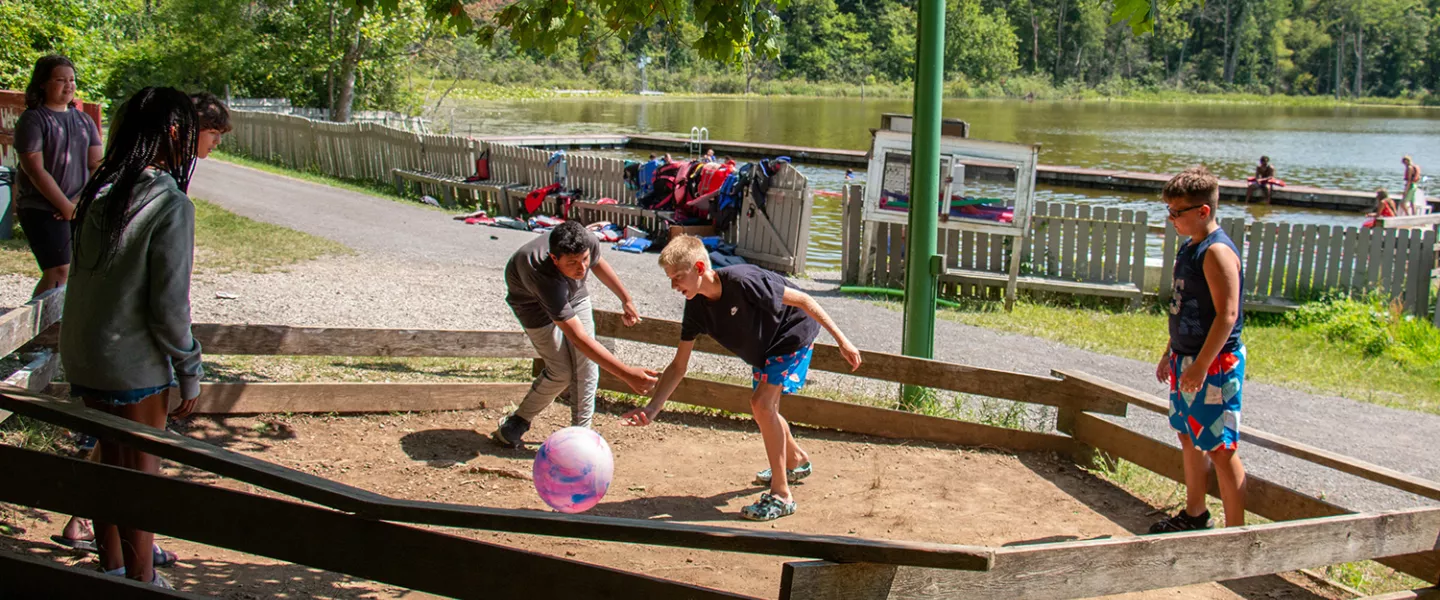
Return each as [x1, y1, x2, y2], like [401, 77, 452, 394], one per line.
[480, 133, 1383, 212]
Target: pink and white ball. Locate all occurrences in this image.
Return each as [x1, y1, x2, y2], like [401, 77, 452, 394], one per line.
[533, 427, 614, 513]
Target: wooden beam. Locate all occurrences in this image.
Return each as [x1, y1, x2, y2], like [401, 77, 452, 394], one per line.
[599, 372, 1081, 454]
[595, 312, 1126, 416]
[0, 390, 996, 571]
[0, 551, 209, 599]
[0, 444, 753, 600]
[47, 381, 530, 415]
[0, 286, 64, 357]
[1053, 369, 1440, 502]
[780, 508, 1440, 600]
[1070, 412, 1440, 585]
[1358, 588, 1440, 600]
[191, 323, 539, 358]
[0, 349, 59, 425]
[1376, 214, 1440, 229]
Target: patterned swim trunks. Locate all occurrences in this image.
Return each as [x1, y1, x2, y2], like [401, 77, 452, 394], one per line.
[1168, 345, 1246, 452]
[752, 344, 814, 395]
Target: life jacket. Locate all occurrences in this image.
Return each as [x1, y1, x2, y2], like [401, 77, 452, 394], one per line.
[689, 161, 735, 199]
[749, 156, 791, 212]
[639, 160, 693, 211]
[711, 172, 744, 231]
[464, 149, 490, 182]
[636, 158, 665, 197]
[524, 183, 563, 215]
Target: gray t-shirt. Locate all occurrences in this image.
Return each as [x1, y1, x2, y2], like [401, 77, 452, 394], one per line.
[504, 231, 601, 329]
[13, 106, 102, 213]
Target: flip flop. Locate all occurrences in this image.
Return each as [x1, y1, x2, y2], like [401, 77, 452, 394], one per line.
[50, 535, 98, 552]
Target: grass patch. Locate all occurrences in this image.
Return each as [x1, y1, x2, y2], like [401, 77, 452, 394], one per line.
[1088, 455, 1428, 596]
[857, 294, 1440, 415]
[204, 356, 532, 383]
[0, 199, 348, 277]
[192, 199, 350, 273]
[210, 149, 444, 211]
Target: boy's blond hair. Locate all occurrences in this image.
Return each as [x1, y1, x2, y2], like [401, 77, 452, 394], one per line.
[1162, 166, 1220, 211]
[659, 235, 711, 270]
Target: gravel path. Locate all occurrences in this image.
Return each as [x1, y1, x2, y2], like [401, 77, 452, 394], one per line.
[6, 157, 1434, 516]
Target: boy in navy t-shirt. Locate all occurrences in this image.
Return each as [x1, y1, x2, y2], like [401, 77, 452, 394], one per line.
[623, 236, 862, 521]
[1152, 166, 1248, 534]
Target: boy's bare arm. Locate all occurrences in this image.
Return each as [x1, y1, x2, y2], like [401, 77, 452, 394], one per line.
[623, 340, 694, 425]
[591, 257, 641, 326]
[1178, 245, 1242, 393]
[554, 317, 657, 394]
[780, 287, 862, 370]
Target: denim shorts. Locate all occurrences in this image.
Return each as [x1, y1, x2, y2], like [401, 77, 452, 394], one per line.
[70, 381, 175, 406]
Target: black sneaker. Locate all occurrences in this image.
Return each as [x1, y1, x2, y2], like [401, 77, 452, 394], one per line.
[1148, 509, 1214, 534]
[491, 415, 531, 449]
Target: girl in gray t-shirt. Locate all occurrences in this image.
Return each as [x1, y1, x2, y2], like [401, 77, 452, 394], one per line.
[12, 55, 102, 297]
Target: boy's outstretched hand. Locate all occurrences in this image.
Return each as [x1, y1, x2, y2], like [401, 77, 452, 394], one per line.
[622, 301, 642, 327]
[621, 406, 657, 426]
[623, 367, 660, 395]
[839, 341, 863, 371]
[1155, 351, 1171, 384]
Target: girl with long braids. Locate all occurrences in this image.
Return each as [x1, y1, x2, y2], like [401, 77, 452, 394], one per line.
[60, 87, 204, 589]
[12, 55, 103, 296]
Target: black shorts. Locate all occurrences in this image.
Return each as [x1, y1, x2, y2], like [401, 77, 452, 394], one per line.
[17, 208, 72, 271]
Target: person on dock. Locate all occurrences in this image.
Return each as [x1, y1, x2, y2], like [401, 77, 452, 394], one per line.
[1152, 166, 1247, 534]
[1401, 156, 1424, 216]
[61, 87, 209, 589]
[12, 55, 103, 298]
[493, 221, 657, 448]
[1245, 156, 1276, 204]
[1365, 188, 1398, 228]
[622, 235, 863, 521]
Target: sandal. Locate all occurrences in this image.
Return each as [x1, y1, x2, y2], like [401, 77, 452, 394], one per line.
[52, 536, 178, 568]
[740, 492, 797, 521]
[754, 461, 813, 485]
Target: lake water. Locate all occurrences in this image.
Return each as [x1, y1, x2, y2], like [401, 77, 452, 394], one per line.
[448, 97, 1439, 270]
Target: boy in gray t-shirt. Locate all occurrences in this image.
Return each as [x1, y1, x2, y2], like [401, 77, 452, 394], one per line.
[493, 221, 657, 448]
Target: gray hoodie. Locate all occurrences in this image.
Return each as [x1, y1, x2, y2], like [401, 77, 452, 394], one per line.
[61, 168, 203, 400]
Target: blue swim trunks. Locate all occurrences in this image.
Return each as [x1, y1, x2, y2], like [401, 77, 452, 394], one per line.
[752, 344, 813, 395]
[1168, 345, 1245, 452]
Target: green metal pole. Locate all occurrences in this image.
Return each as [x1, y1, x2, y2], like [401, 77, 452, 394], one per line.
[900, 0, 945, 409]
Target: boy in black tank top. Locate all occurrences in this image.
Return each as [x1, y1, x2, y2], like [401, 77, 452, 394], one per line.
[1152, 166, 1248, 534]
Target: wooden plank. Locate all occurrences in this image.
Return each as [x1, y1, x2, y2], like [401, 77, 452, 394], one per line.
[1340, 227, 1359, 292]
[1358, 588, 1440, 600]
[1271, 224, 1290, 299]
[192, 324, 538, 358]
[0, 349, 61, 425]
[1102, 208, 1121, 281]
[962, 230, 975, 271]
[594, 311, 1127, 416]
[1252, 223, 1276, 297]
[1046, 203, 1062, 277]
[1131, 211, 1148, 290]
[0, 444, 754, 600]
[1368, 227, 1388, 289]
[1070, 411, 1440, 584]
[1283, 224, 1304, 299]
[1160, 222, 1177, 299]
[0, 390, 995, 570]
[46, 382, 530, 415]
[598, 372, 1079, 455]
[1115, 210, 1133, 283]
[1086, 207, 1103, 280]
[0, 551, 209, 599]
[1376, 214, 1440, 228]
[1243, 219, 1261, 295]
[1413, 230, 1436, 318]
[1076, 205, 1092, 277]
[989, 233, 1004, 273]
[1062, 203, 1078, 279]
[1312, 225, 1332, 295]
[1391, 229, 1412, 302]
[843, 186, 863, 285]
[1298, 224, 1318, 296]
[782, 508, 1440, 600]
[0, 286, 64, 358]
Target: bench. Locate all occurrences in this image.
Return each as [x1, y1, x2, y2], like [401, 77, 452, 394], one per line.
[943, 269, 1145, 306]
[392, 168, 513, 211]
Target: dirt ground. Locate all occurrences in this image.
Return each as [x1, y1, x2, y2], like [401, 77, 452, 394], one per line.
[1, 396, 1350, 600]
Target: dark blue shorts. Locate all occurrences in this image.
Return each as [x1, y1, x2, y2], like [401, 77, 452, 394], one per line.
[71, 381, 175, 406]
[751, 344, 813, 395]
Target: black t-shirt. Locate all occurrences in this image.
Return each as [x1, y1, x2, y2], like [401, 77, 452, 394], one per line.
[504, 231, 601, 329]
[680, 265, 820, 368]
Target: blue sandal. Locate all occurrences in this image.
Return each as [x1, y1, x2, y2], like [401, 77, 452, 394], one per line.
[754, 461, 812, 485]
[740, 492, 797, 521]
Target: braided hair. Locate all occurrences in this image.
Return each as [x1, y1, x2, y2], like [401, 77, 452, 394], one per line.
[76, 87, 198, 264]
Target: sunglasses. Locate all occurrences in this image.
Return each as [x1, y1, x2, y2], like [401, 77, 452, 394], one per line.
[1167, 204, 1206, 220]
